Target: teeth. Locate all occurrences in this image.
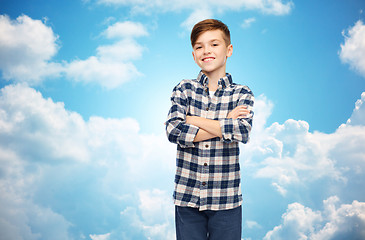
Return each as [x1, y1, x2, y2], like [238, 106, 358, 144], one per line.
[203, 58, 214, 62]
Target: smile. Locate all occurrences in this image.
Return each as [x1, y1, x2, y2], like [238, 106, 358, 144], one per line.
[202, 57, 215, 62]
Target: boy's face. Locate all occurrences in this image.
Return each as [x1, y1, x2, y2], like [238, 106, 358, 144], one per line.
[192, 29, 233, 78]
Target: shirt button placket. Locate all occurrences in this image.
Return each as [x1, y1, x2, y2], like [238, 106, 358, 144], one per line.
[200, 143, 209, 208]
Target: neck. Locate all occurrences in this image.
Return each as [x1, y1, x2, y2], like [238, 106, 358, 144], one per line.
[202, 69, 226, 91]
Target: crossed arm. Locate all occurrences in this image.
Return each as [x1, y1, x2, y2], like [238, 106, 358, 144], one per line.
[186, 105, 250, 142]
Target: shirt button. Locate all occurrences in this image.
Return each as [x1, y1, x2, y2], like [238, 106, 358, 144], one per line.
[206, 107, 209, 111]
[205, 144, 209, 148]
[202, 182, 206, 186]
[204, 163, 208, 166]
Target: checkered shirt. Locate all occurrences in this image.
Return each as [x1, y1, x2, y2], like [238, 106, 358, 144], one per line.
[165, 72, 254, 211]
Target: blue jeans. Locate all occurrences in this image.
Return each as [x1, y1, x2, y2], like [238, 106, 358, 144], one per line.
[175, 205, 242, 240]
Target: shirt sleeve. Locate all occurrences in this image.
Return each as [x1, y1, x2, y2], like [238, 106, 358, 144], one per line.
[219, 88, 254, 144]
[165, 84, 199, 148]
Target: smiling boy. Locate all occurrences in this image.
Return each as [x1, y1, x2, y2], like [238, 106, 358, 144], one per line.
[165, 19, 254, 239]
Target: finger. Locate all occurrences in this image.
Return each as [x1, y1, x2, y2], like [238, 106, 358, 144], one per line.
[238, 111, 250, 117]
[237, 114, 248, 118]
[239, 110, 250, 115]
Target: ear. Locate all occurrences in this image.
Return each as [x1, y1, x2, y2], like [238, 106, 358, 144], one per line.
[192, 51, 196, 62]
[226, 44, 233, 58]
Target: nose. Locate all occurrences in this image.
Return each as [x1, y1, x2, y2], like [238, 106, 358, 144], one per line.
[203, 46, 211, 55]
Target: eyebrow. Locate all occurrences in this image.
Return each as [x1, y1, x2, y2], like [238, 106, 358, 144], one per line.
[194, 39, 222, 45]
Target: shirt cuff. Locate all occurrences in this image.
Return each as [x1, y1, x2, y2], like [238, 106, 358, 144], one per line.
[178, 123, 199, 148]
[219, 118, 234, 143]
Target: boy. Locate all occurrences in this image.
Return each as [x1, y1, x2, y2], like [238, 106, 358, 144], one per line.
[165, 19, 254, 240]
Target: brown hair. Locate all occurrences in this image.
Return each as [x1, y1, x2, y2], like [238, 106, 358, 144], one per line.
[190, 19, 231, 47]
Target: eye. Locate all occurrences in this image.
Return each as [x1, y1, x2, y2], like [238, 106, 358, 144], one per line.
[195, 46, 202, 50]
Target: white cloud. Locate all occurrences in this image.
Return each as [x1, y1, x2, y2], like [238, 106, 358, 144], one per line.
[339, 20, 365, 78]
[180, 8, 214, 31]
[251, 94, 274, 132]
[97, 39, 145, 62]
[0, 145, 72, 239]
[264, 202, 322, 240]
[138, 189, 175, 239]
[0, 191, 73, 240]
[241, 93, 365, 198]
[260, 0, 294, 15]
[65, 56, 141, 89]
[0, 83, 90, 162]
[0, 14, 62, 84]
[0, 14, 148, 89]
[264, 196, 365, 240]
[0, 84, 364, 239]
[104, 189, 175, 239]
[96, 0, 294, 29]
[97, 0, 294, 15]
[245, 220, 262, 229]
[0, 83, 176, 239]
[65, 20, 148, 89]
[346, 92, 365, 126]
[90, 233, 111, 240]
[139, 189, 174, 222]
[242, 17, 256, 28]
[253, 118, 342, 185]
[103, 21, 148, 39]
[272, 182, 287, 196]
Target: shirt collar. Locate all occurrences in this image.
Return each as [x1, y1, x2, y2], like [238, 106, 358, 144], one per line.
[197, 71, 232, 89]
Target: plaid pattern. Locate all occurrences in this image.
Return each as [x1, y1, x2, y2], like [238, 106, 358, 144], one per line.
[166, 72, 254, 211]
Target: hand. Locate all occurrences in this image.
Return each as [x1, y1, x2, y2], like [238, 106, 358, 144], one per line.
[227, 105, 250, 119]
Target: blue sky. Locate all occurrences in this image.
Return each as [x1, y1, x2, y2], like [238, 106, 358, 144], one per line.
[1, 0, 365, 239]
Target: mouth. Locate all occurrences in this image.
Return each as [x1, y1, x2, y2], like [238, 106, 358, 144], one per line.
[202, 57, 215, 62]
